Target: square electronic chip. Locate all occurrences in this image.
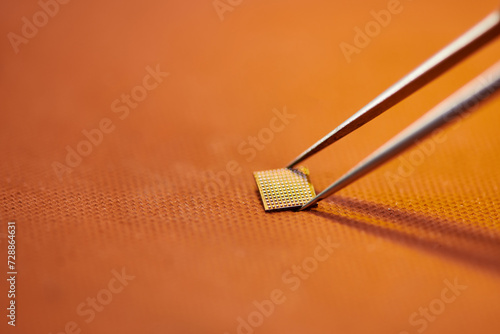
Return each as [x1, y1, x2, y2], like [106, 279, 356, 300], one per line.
[253, 167, 316, 212]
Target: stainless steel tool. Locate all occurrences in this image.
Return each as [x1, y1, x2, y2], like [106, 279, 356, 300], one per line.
[254, 8, 500, 212]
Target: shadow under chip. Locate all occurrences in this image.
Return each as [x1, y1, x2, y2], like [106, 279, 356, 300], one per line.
[253, 167, 316, 212]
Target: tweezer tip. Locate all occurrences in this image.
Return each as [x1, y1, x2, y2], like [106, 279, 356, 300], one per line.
[299, 199, 318, 211]
[285, 159, 299, 169]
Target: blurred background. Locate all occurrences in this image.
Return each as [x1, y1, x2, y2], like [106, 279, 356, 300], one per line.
[1, 0, 500, 333]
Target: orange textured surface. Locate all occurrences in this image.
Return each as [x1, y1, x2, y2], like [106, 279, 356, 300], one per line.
[1, 0, 500, 333]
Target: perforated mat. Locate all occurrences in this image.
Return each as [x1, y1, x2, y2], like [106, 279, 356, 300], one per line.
[1, 0, 500, 333]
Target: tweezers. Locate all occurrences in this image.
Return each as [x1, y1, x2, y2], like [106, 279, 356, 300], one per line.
[287, 8, 500, 211]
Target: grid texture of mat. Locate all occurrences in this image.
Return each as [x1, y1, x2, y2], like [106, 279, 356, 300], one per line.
[1, 0, 500, 333]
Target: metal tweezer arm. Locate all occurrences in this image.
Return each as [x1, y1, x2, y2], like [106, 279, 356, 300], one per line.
[289, 8, 500, 210]
[300, 61, 500, 210]
[288, 9, 500, 169]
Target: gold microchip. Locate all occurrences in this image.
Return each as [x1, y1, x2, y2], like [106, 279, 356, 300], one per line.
[253, 167, 316, 212]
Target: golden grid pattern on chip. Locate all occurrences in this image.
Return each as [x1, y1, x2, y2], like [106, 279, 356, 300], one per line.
[253, 167, 316, 211]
